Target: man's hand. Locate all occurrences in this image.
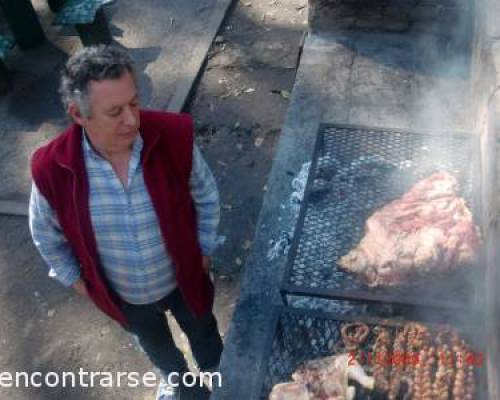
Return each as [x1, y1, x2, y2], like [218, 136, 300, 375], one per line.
[72, 278, 89, 298]
[202, 256, 212, 274]
[202, 256, 215, 283]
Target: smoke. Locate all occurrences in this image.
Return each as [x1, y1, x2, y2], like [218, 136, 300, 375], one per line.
[317, 0, 487, 356]
[390, 1, 494, 380]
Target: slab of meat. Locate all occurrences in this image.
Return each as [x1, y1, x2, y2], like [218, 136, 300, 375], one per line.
[269, 382, 310, 400]
[338, 171, 481, 287]
[293, 353, 374, 399]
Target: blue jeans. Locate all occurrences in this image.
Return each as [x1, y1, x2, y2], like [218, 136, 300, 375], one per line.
[121, 288, 223, 379]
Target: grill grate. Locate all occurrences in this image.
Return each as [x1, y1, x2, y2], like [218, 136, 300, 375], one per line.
[258, 307, 486, 399]
[281, 124, 482, 309]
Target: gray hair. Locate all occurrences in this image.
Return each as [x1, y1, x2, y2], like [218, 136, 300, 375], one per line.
[59, 45, 136, 117]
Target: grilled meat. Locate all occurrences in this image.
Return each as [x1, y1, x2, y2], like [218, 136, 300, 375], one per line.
[452, 340, 467, 400]
[413, 346, 429, 400]
[405, 322, 430, 383]
[293, 354, 375, 398]
[372, 328, 391, 392]
[433, 343, 454, 399]
[269, 382, 311, 400]
[464, 365, 475, 400]
[338, 171, 481, 287]
[270, 322, 478, 400]
[388, 327, 408, 400]
[341, 322, 369, 351]
[422, 346, 436, 399]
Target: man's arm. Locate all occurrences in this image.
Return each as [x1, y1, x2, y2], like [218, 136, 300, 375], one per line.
[189, 145, 221, 266]
[28, 182, 85, 293]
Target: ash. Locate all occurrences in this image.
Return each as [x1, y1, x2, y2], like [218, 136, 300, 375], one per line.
[267, 231, 292, 261]
[290, 161, 311, 218]
[287, 296, 366, 315]
[266, 162, 311, 261]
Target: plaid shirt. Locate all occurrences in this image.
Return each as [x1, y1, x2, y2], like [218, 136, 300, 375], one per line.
[29, 132, 220, 304]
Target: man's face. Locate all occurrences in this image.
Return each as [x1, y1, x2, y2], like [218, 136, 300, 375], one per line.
[70, 71, 140, 154]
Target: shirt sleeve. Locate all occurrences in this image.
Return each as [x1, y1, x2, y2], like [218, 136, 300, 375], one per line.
[28, 182, 81, 287]
[189, 145, 221, 256]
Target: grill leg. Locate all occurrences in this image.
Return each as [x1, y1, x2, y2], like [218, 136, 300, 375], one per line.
[75, 8, 112, 46]
[0, 61, 10, 94]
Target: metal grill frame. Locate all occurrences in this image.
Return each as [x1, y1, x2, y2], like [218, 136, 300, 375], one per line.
[256, 306, 487, 399]
[280, 123, 483, 310]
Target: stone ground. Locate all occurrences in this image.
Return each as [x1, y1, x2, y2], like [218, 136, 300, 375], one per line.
[189, 0, 307, 333]
[0, 0, 306, 399]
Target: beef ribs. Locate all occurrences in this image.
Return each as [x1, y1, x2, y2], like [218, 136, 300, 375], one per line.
[338, 171, 480, 287]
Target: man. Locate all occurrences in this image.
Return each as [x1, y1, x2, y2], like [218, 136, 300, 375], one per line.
[29, 45, 223, 399]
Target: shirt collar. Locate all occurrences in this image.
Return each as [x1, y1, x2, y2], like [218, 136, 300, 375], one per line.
[82, 129, 143, 161]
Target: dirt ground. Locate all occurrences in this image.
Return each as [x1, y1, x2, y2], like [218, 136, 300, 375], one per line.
[0, 1, 307, 399]
[189, 0, 307, 334]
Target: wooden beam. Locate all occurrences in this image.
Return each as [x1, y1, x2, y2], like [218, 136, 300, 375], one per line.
[167, 0, 234, 112]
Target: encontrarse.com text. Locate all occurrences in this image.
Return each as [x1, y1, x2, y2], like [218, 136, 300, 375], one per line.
[0, 370, 222, 388]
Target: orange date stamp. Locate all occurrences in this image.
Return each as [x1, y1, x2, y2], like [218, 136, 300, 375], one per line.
[348, 350, 484, 368]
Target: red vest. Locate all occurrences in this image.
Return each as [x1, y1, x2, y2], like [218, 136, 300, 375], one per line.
[31, 110, 214, 327]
